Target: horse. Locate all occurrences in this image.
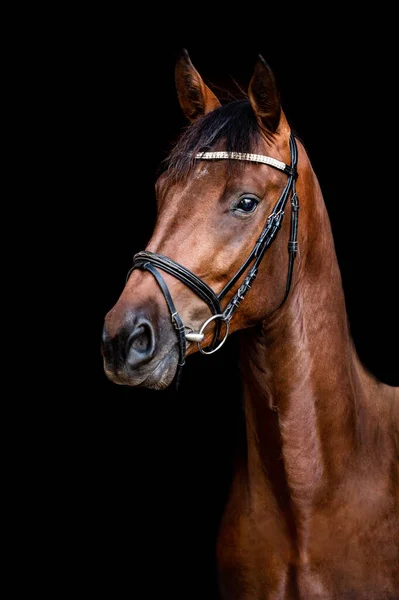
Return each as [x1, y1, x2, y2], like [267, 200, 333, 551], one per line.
[101, 50, 399, 599]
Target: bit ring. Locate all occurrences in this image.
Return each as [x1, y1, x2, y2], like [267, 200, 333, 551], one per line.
[197, 314, 230, 355]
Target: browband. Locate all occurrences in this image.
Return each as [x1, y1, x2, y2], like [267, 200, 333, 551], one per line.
[195, 151, 296, 177]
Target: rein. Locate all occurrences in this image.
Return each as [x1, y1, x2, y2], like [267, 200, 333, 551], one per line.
[128, 133, 299, 388]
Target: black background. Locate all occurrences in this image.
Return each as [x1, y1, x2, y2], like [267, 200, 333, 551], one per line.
[52, 21, 398, 598]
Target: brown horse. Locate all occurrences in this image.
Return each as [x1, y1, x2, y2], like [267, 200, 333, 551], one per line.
[102, 51, 399, 599]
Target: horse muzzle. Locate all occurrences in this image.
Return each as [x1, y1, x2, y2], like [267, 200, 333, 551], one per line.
[101, 312, 180, 389]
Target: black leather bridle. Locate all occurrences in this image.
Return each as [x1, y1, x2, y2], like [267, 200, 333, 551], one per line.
[128, 133, 299, 388]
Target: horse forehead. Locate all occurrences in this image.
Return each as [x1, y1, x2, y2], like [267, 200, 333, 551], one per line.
[193, 164, 210, 179]
[165, 163, 228, 203]
[160, 159, 284, 213]
[182, 161, 279, 196]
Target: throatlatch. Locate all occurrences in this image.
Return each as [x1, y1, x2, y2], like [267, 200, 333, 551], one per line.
[129, 133, 299, 388]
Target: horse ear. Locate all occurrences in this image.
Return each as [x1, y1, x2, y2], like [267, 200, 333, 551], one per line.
[248, 55, 282, 133]
[175, 49, 221, 122]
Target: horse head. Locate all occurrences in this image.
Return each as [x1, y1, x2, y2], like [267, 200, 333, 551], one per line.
[102, 50, 297, 389]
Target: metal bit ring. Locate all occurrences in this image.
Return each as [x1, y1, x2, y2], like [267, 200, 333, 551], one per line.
[197, 314, 230, 355]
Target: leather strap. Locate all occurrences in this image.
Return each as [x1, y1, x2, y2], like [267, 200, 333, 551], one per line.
[135, 262, 186, 389]
[221, 134, 299, 320]
[131, 252, 222, 317]
[131, 251, 222, 351]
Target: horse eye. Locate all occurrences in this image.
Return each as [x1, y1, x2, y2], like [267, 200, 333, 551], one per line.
[235, 197, 259, 213]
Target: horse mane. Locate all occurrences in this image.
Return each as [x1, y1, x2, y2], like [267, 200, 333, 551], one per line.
[165, 99, 262, 182]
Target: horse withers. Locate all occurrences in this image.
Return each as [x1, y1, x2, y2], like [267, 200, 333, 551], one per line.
[102, 50, 399, 599]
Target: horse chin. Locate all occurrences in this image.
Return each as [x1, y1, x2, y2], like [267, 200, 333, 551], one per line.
[136, 352, 178, 390]
[103, 350, 178, 390]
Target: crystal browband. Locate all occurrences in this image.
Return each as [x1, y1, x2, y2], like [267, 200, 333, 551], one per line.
[194, 151, 296, 177]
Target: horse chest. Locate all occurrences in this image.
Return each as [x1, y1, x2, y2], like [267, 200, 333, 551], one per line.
[216, 485, 399, 600]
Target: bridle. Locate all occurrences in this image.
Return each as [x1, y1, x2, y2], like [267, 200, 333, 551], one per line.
[128, 133, 299, 388]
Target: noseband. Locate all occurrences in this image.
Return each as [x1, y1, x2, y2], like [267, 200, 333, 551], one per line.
[128, 133, 299, 388]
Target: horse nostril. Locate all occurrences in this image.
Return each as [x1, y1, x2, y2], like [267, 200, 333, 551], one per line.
[126, 320, 156, 368]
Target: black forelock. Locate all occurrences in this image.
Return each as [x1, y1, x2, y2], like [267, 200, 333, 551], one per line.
[164, 99, 262, 182]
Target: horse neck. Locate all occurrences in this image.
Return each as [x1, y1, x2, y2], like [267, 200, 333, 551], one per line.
[239, 140, 370, 511]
